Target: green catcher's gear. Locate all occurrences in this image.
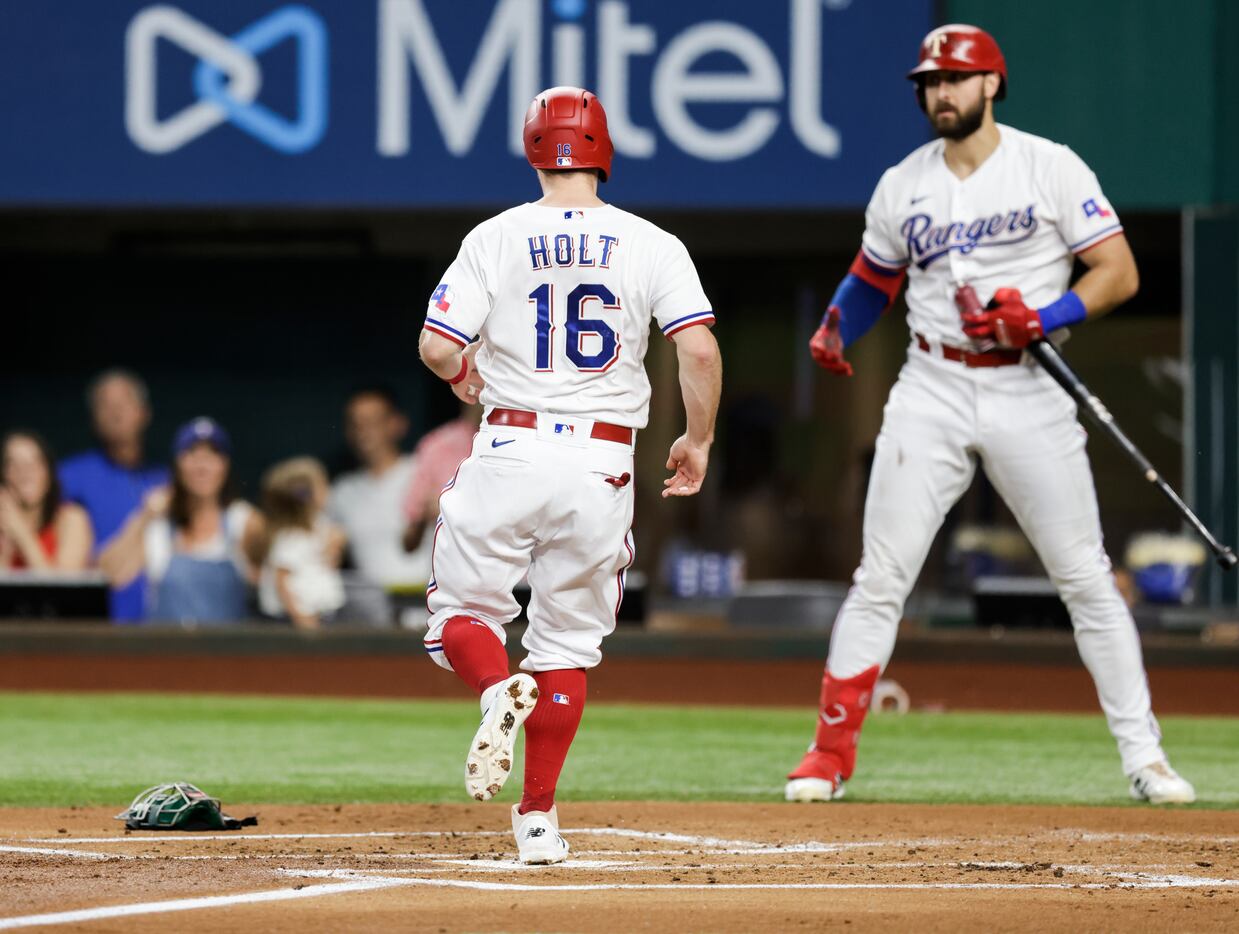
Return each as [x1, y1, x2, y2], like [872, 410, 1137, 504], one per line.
[115, 783, 258, 831]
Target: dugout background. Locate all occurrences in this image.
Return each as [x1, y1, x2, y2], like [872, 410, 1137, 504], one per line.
[0, 208, 1187, 590]
[2, 0, 1236, 602]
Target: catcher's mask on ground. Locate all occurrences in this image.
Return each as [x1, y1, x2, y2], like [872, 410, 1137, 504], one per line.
[115, 782, 258, 831]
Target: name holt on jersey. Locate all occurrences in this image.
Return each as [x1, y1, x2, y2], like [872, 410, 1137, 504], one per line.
[527, 231, 620, 270]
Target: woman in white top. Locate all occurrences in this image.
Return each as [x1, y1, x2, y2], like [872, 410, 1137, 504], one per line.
[257, 457, 345, 630]
[101, 418, 263, 623]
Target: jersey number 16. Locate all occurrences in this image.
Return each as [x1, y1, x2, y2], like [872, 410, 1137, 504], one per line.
[529, 283, 621, 372]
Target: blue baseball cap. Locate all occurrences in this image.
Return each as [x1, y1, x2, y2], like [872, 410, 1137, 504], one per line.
[172, 417, 232, 457]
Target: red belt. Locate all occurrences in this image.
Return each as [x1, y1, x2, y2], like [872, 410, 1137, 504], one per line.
[915, 333, 1023, 368]
[487, 408, 634, 444]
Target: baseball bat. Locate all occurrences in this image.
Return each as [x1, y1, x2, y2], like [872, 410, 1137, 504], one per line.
[955, 285, 1237, 571]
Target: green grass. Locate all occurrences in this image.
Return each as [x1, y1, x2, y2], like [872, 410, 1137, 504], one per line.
[1, 692, 1236, 809]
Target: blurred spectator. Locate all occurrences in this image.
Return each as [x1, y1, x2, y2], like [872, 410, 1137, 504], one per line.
[401, 404, 480, 554]
[0, 431, 93, 570]
[100, 418, 262, 624]
[257, 457, 346, 631]
[59, 369, 169, 619]
[328, 387, 427, 587]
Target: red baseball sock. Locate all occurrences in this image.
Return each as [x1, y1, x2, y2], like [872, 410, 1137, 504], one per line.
[440, 616, 509, 694]
[519, 668, 587, 814]
[788, 665, 880, 781]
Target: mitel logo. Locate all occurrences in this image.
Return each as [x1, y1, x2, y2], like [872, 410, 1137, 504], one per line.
[125, 4, 328, 154]
[378, 0, 847, 162]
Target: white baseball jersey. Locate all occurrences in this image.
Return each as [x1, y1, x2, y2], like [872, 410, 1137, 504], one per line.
[859, 124, 1122, 346]
[424, 203, 714, 428]
[813, 125, 1169, 778]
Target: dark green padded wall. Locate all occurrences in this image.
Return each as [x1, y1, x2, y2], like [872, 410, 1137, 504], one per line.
[946, 0, 1231, 208]
[1188, 210, 1239, 605]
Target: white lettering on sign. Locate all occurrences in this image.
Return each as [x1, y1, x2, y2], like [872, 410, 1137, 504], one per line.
[378, 0, 844, 162]
[378, 0, 538, 157]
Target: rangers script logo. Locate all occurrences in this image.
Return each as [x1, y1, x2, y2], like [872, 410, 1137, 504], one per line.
[902, 205, 1039, 269]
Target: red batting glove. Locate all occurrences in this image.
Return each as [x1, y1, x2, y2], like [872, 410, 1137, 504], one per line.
[961, 287, 1044, 349]
[809, 306, 853, 376]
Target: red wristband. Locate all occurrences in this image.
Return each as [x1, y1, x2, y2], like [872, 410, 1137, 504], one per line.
[446, 356, 469, 385]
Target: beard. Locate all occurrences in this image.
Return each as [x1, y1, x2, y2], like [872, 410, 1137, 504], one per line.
[931, 97, 986, 141]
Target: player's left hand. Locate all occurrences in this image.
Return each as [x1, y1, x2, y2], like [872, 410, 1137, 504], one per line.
[961, 287, 1044, 349]
[451, 345, 485, 405]
[662, 434, 709, 498]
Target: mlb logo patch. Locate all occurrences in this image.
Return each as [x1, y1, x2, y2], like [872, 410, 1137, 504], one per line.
[556, 156, 573, 167]
[552, 693, 571, 705]
[554, 423, 575, 435]
[563, 210, 584, 220]
[430, 283, 452, 312]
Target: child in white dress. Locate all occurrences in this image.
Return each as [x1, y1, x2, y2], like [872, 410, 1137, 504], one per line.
[258, 458, 345, 630]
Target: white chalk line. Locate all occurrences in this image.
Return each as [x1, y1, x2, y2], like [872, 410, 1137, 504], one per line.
[0, 878, 408, 932]
[7, 844, 1219, 879]
[314, 859, 1220, 877]
[21, 828, 952, 852]
[331, 860, 841, 874]
[276, 868, 1239, 893]
[18, 828, 723, 845]
[5, 844, 1211, 879]
[0, 845, 114, 861]
[6, 825, 1239, 930]
[1061, 830, 1239, 845]
[0, 845, 944, 865]
[19, 829, 953, 858]
[22, 830, 473, 844]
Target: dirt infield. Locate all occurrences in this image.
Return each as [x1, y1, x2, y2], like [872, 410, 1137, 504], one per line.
[4, 654, 1239, 715]
[2, 803, 1237, 932]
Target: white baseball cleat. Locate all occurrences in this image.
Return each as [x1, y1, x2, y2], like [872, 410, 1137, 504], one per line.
[1129, 760, 1196, 804]
[784, 776, 846, 802]
[511, 804, 570, 864]
[465, 674, 539, 802]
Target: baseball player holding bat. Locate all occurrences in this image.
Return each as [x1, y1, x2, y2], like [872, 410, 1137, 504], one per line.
[786, 25, 1195, 805]
[419, 87, 722, 863]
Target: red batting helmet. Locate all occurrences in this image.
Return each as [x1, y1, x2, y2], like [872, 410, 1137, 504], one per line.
[523, 87, 614, 183]
[907, 24, 1007, 108]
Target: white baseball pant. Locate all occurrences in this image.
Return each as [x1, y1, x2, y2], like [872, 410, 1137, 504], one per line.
[424, 413, 635, 672]
[827, 346, 1165, 775]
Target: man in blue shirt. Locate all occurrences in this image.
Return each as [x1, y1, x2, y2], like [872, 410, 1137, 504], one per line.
[59, 369, 168, 621]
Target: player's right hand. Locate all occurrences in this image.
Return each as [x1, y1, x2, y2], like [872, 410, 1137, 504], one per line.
[662, 434, 709, 498]
[809, 306, 853, 376]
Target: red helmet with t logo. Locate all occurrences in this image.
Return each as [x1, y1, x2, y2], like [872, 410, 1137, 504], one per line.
[907, 24, 1007, 105]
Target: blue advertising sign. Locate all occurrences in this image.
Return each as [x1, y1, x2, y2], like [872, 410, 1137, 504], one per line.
[0, 1, 933, 207]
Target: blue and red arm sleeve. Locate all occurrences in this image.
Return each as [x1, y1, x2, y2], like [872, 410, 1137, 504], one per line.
[826, 251, 907, 347]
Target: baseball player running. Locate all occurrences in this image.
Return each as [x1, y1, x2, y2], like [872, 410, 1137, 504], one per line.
[786, 25, 1194, 805]
[418, 87, 722, 863]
